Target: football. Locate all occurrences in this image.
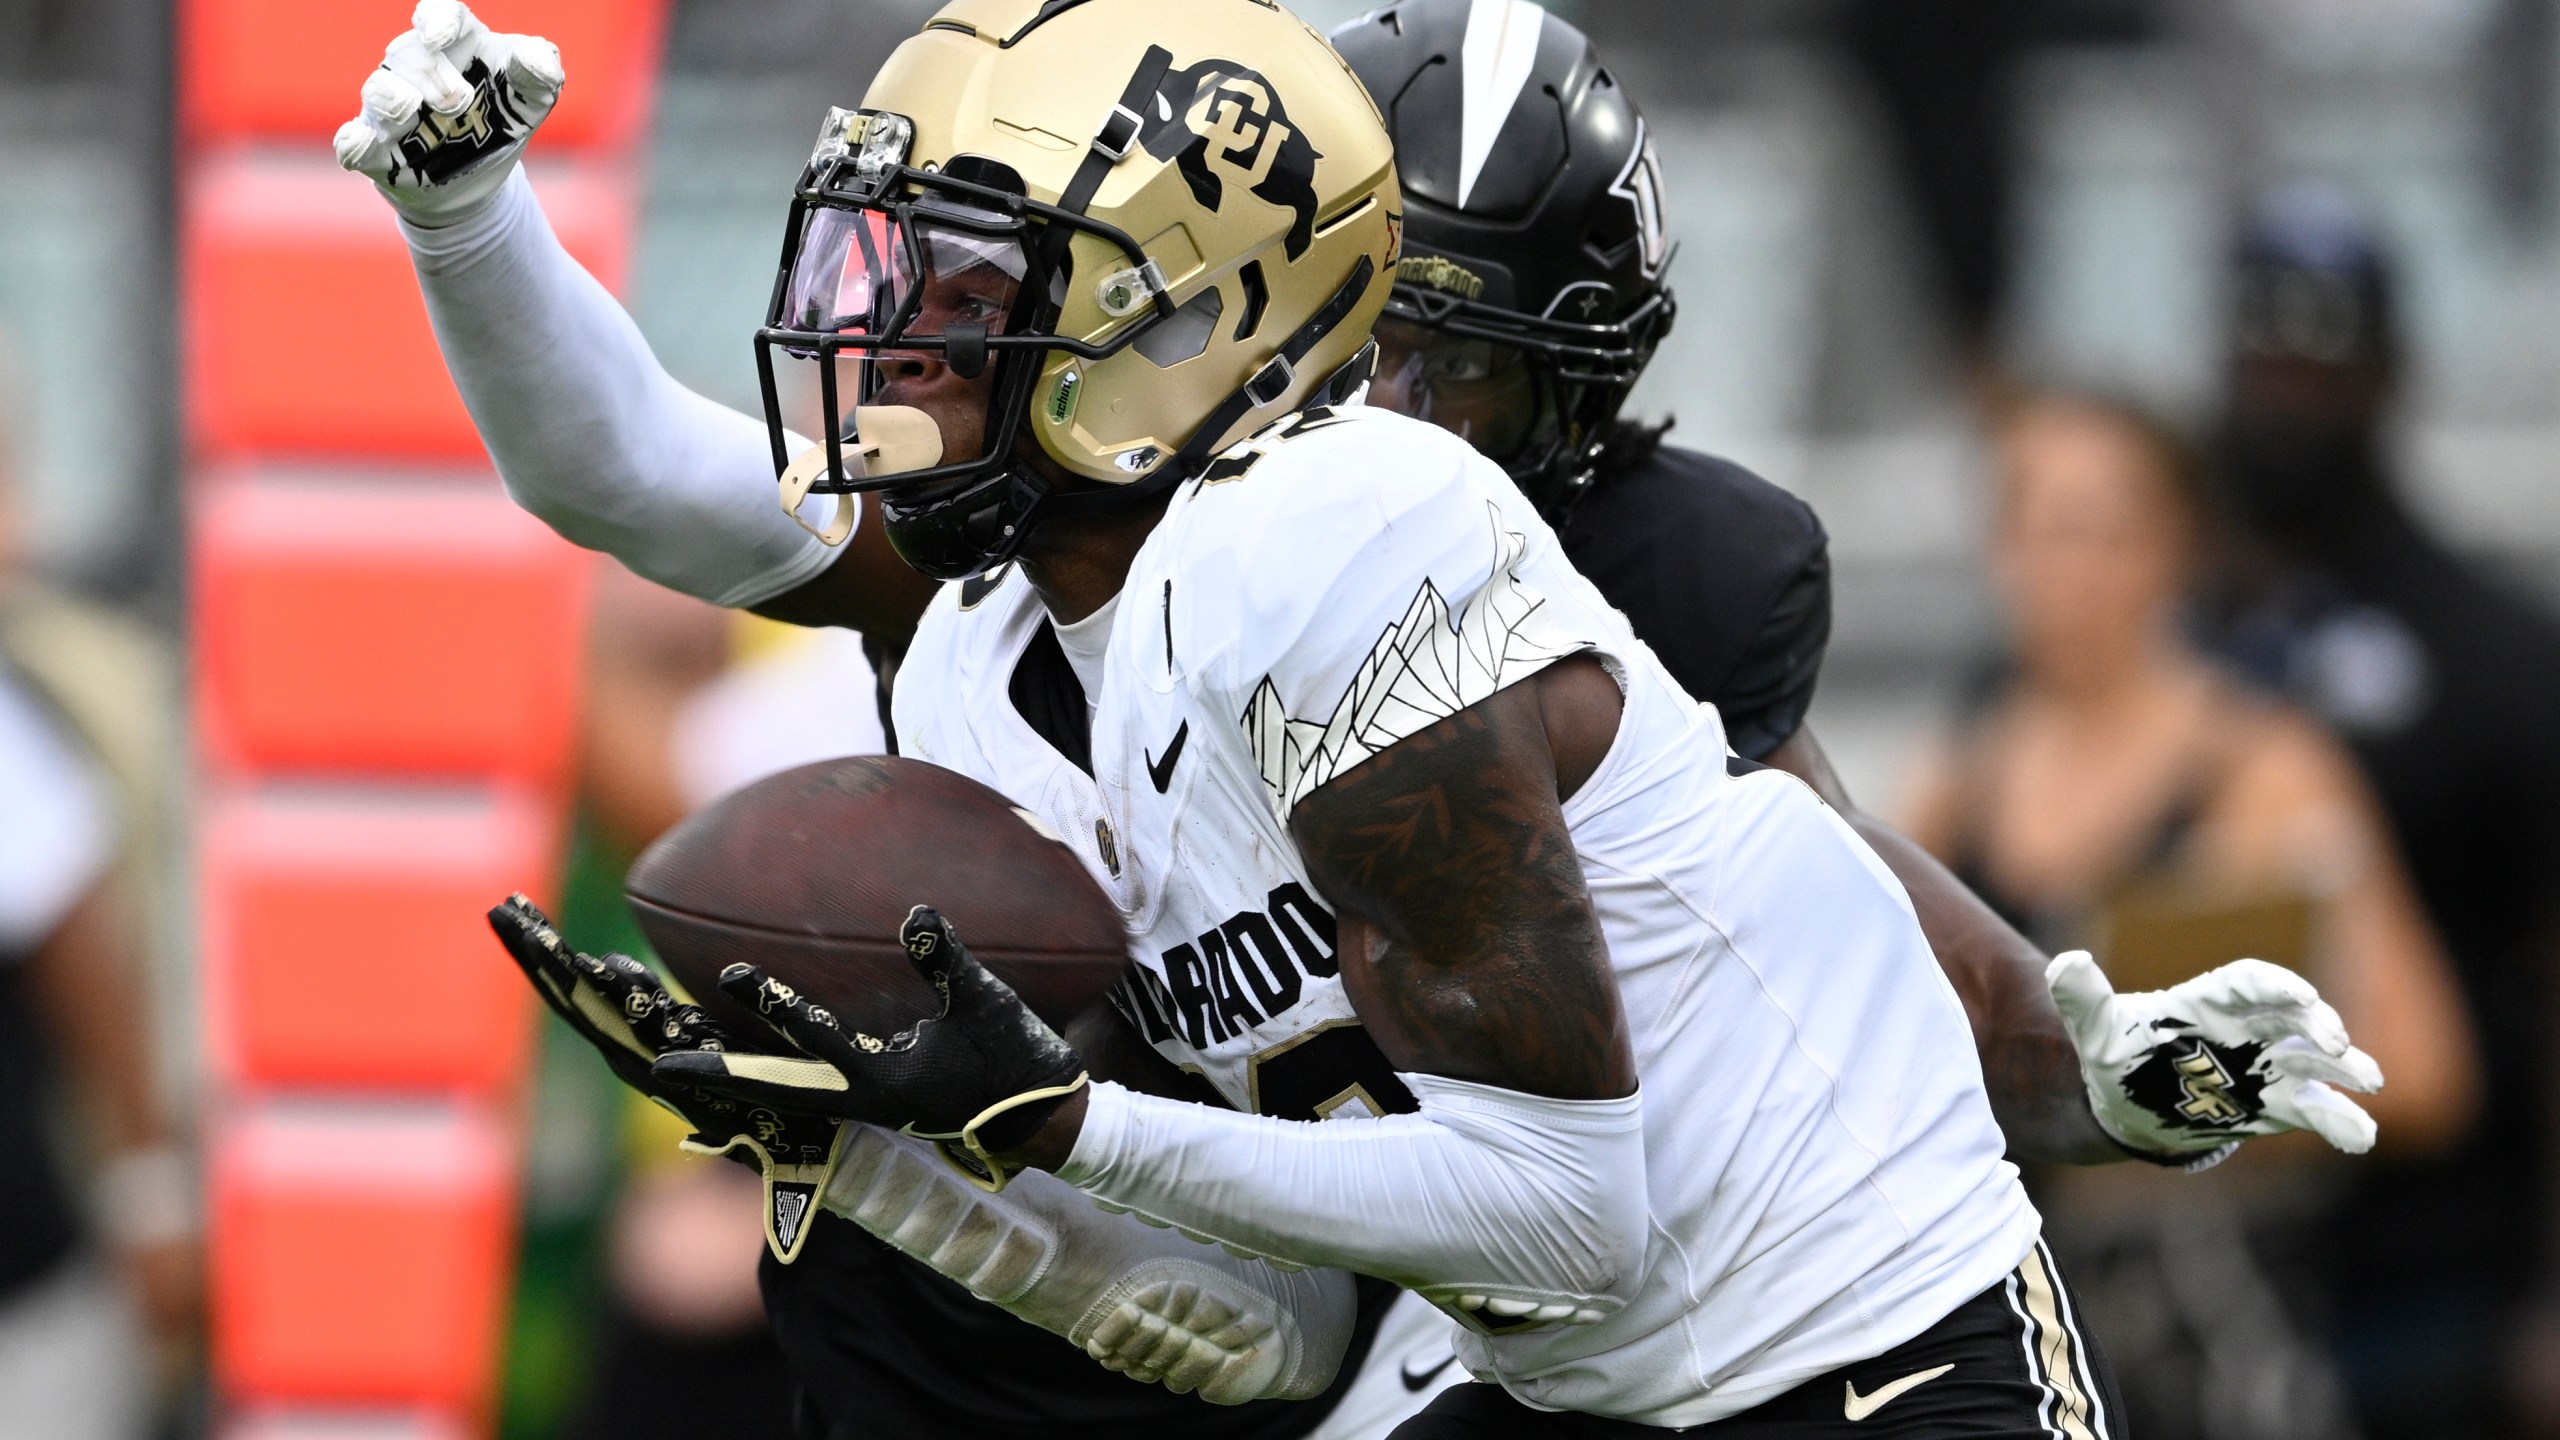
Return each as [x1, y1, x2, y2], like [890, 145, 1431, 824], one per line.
[625, 755, 1131, 1040]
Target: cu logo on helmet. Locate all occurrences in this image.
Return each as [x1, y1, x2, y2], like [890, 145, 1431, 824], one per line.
[1143, 60, 1326, 260]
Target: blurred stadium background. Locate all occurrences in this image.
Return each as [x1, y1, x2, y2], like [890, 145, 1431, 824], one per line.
[2, 0, 2559, 1436]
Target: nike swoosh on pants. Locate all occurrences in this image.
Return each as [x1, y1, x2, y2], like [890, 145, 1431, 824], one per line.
[1843, 1363, 1954, 1421]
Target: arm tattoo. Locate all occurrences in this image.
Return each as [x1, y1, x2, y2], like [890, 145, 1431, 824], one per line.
[1288, 680, 1637, 1100]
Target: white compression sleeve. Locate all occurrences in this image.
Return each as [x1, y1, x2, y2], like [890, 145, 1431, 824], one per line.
[824, 1125, 1357, 1404]
[1059, 1074, 1647, 1327]
[400, 169, 840, 608]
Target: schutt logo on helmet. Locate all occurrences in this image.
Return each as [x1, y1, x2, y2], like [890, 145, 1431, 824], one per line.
[1140, 60, 1325, 260]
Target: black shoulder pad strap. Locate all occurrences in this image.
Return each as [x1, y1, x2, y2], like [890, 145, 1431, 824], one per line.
[1176, 253, 1377, 467]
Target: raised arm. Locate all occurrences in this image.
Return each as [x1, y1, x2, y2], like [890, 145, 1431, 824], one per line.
[339, 2, 934, 637]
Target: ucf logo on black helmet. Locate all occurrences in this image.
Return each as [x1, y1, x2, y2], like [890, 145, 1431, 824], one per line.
[1141, 60, 1325, 260]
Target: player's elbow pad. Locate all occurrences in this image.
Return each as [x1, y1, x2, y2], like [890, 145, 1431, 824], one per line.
[1062, 1073, 1649, 1325]
[824, 1126, 1354, 1403]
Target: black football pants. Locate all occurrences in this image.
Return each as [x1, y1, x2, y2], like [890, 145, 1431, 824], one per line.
[1391, 1239, 2127, 1439]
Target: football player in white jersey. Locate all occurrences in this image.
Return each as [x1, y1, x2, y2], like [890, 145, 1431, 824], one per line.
[339, 2, 2386, 1431]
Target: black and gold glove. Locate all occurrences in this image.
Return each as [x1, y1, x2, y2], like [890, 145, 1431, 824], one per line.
[651, 906, 1088, 1191]
[488, 895, 844, 1261]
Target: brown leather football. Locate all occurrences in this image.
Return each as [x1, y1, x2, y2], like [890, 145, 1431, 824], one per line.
[626, 755, 1130, 1040]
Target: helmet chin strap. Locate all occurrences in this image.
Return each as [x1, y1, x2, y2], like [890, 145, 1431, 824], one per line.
[779, 404, 947, 546]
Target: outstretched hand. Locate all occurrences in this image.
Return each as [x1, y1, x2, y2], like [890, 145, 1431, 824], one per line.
[2048, 951, 2384, 1168]
[488, 895, 844, 1261]
[333, 1, 564, 224]
[653, 905, 1089, 1190]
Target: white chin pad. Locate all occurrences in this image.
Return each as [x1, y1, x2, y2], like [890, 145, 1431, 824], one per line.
[777, 405, 945, 547]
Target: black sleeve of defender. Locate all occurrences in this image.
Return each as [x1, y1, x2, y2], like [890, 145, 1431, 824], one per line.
[1562, 446, 1832, 760]
[1711, 541, 1831, 760]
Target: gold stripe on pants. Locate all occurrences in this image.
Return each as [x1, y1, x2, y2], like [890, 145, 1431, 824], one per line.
[2005, 1238, 2112, 1440]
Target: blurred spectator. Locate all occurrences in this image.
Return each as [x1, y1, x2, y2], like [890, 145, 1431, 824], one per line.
[1899, 390, 2478, 1440]
[2200, 183, 2560, 1440]
[1832, 0, 2159, 394]
[525, 560, 884, 1440]
[0, 352, 194, 1437]
[1837, 0, 2032, 379]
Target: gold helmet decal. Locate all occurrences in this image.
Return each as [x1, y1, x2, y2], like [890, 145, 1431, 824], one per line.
[1140, 61, 1324, 260]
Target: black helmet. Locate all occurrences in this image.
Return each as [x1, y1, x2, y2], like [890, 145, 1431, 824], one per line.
[1330, 0, 1674, 518]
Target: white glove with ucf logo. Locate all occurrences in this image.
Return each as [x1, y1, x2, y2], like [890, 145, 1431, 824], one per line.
[332, 0, 563, 225]
[2047, 951, 2385, 1169]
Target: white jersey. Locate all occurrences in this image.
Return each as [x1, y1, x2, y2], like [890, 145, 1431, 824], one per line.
[893, 406, 2039, 1425]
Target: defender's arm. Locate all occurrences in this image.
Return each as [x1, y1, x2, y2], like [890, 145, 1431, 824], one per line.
[1765, 725, 2383, 1167]
[1759, 726, 2114, 1164]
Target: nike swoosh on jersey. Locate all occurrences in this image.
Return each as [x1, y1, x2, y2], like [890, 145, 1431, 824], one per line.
[1843, 1364, 1954, 1421]
[1146, 720, 1190, 794]
[1400, 1354, 1457, 1392]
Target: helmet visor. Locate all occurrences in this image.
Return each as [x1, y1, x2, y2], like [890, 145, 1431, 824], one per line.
[778, 200, 1031, 354]
[1371, 316, 1543, 462]
[761, 196, 1048, 511]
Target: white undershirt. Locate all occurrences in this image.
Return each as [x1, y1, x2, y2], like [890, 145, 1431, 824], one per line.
[0, 675, 113, 956]
[1050, 591, 1121, 723]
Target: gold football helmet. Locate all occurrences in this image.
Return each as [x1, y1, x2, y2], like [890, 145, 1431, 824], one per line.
[755, 0, 1401, 579]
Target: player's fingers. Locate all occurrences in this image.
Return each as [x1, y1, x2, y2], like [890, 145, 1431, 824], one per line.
[899, 904, 975, 996]
[2267, 1079, 2378, 1155]
[498, 31, 565, 103]
[410, 0, 479, 53]
[382, 27, 472, 117]
[332, 115, 392, 174]
[2256, 996, 2354, 1056]
[659, 1001, 728, 1052]
[570, 949, 678, 1031]
[714, 962, 876, 1061]
[717, 961, 793, 1015]
[2264, 1036, 2385, 1094]
[650, 1049, 852, 1104]
[486, 895, 578, 994]
[2042, 951, 2117, 1041]
[484, 892, 555, 952]
[2195, 957, 2324, 1016]
[766, 993, 880, 1066]
[900, 904, 955, 966]
[900, 903, 1025, 1016]
[359, 66, 424, 140]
